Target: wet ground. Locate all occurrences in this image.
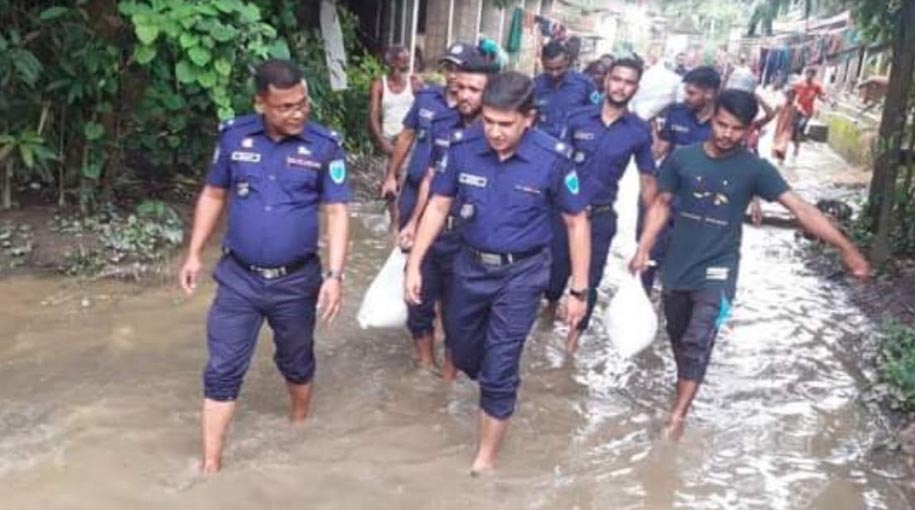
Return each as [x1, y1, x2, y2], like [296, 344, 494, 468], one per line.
[1, 139, 914, 509]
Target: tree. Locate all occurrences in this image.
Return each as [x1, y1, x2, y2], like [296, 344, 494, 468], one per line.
[864, 0, 915, 264]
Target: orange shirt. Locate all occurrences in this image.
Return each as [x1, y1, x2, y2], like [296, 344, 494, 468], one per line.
[793, 81, 823, 116]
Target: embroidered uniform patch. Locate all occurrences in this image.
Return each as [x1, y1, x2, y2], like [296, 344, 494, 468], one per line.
[564, 170, 580, 195]
[329, 159, 346, 184]
[458, 173, 487, 188]
[231, 151, 261, 163]
[706, 267, 729, 281]
[288, 156, 321, 169]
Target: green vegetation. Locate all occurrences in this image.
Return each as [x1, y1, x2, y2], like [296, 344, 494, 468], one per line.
[0, 0, 381, 213]
[879, 320, 915, 412]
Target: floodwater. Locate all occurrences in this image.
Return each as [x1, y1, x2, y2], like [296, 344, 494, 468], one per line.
[1, 140, 913, 509]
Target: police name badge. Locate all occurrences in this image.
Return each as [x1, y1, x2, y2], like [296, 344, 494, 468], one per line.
[458, 173, 487, 188]
[573, 130, 595, 141]
[564, 170, 580, 195]
[231, 151, 261, 163]
[329, 159, 346, 184]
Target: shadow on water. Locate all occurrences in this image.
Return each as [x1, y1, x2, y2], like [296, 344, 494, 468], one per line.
[0, 141, 913, 509]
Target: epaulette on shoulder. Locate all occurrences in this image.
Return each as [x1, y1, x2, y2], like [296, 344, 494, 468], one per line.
[219, 114, 259, 132]
[307, 122, 344, 146]
[530, 130, 573, 159]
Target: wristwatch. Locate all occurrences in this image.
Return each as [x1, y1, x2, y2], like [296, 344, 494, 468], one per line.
[569, 287, 588, 301]
[324, 269, 345, 282]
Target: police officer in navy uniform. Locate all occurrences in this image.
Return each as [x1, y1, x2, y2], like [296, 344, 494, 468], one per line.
[178, 60, 351, 474]
[640, 66, 721, 293]
[380, 42, 470, 232]
[546, 58, 658, 352]
[405, 72, 591, 474]
[533, 41, 599, 138]
[377, 43, 472, 369]
[398, 50, 496, 378]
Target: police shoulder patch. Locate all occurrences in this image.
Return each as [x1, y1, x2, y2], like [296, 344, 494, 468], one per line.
[564, 170, 581, 195]
[328, 159, 346, 184]
[219, 114, 259, 133]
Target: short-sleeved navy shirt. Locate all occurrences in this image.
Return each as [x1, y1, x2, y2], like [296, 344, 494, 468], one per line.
[659, 144, 790, 295]
[533, 71, 598, 138]
[206, 115, 351, 266]
[658, 103, 712, 149]
[561, 105, 656, 205]
[401, 86, 458, 184]
[431, 128, 588, 253]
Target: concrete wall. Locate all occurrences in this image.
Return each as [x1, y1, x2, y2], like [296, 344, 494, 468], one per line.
[825, 110, 877, 169]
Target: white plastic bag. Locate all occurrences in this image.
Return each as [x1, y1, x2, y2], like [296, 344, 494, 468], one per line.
[357, 248, 408, 329]
[630, 65, 682, 121]
[603, 273, 658, 358]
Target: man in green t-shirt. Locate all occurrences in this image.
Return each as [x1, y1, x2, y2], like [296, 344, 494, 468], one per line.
[630, 89, 870, 440]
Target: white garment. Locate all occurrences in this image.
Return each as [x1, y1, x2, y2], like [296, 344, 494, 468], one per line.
[381, 75, 414, 139]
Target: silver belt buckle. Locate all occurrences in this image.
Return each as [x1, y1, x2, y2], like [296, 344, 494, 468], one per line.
[479, 252, 502, 265]
[258, 267, 284, 279]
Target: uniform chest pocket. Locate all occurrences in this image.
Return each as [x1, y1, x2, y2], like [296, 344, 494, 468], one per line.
[279, 167, 319, 197]
[507, 179, 546, 211]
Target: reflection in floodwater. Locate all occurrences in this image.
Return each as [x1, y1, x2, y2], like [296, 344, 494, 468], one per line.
[0, 141, 913, 509]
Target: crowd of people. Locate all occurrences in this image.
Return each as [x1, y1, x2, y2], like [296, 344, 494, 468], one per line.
[177, 39, 870, 476]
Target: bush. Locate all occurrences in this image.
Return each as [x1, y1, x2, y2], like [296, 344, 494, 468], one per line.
[879, 319, 915, 412]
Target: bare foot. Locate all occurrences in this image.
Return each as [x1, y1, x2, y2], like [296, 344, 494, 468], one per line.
[200, 458, 221, 474]
[662, 415, 686, 442]
[441, 354, 457, 382]
[565, 328, 581, 354]
[470, 456, 495, 477]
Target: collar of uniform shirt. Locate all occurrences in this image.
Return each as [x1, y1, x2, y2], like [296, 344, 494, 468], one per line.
[243, 114, 310, 142]
[475, 131, 539, 162]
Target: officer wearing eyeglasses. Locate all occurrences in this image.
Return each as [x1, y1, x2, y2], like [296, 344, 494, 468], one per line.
[178, 59, 351, 474]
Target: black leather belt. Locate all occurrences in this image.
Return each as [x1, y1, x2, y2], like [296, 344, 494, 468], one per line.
[588, 204, 614, 216]
[469, 246, 543, 266]
[225, 250, 313, 280]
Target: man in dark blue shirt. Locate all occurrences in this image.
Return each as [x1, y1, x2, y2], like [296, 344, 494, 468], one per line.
[178, 60, 351, 473]
[547, 58, 658, 352]
[632, 90, 870, 441]
[533, 41, 599, 138]
[405, 72, 591, 474]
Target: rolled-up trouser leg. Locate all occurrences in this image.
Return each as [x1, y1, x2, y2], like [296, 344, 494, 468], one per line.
[406, 251, 439, 338]
[264, 258, 322, 385]
[203, 258, 265, 401]
[662, 288, 732, 384]
[478, 252, 549, 419]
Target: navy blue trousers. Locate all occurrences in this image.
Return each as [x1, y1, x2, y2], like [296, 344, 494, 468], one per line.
[203, 255, 321, 401]
[397, 180, 419, 231]
[406, 230, 461, 338]
[546, 207, 617, 331]
[445, 247, 549, 419]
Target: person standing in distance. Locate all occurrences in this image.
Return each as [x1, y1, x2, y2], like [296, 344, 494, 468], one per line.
[533, 41, 599, 138]
[631, 89, 870, 441]
[546, 58, 658, 352]
[405, 72, 591, 474]
[178, 59, 351, 473]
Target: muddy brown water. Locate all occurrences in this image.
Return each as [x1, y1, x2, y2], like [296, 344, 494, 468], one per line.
[1, 140, 913, 509]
